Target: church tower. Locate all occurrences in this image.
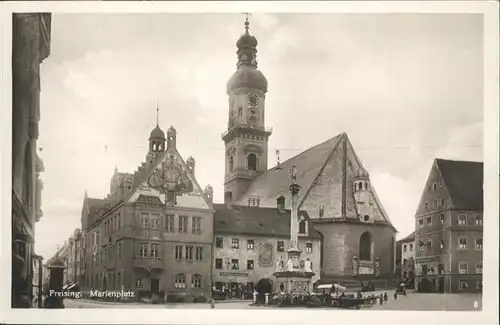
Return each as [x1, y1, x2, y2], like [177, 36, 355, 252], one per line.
[353, 167, 375, 223]
[222, 16, 272, 205]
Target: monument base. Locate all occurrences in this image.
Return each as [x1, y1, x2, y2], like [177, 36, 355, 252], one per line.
[273, 270, 316, 295]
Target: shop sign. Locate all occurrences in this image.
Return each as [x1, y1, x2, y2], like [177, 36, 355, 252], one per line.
[219, 272, 249, 277]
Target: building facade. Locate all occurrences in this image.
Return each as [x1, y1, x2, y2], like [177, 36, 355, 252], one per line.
[397, 232, 415, 287]
[220, 19, 397, 288]
[212, 205, 321, 298]
[66, 229, 82, 288]
[11, 13, 51, 308]
[80, 122, 214, 300]
[414, 159, 483, 293]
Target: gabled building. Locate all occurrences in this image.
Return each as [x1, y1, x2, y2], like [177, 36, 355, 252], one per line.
[219, 18, 397, 288]
[212, 205, 322, 298]
[414, 159, 483, 293]
[80, 121, 214, 301]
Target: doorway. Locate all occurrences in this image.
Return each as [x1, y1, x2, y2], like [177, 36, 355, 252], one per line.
[150, 278, 160, 294]
[438, 277, 444, 293]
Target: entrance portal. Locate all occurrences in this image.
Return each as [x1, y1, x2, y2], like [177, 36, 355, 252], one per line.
[255, 278, 273, 304]
[150, 278, 160, 294]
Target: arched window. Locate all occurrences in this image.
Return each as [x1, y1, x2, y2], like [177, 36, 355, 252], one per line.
[276, 196, 285, 211]
[299, 219, 306, 234]
[359, 232, 372, 261]
[247, 153, 257, 171]
[175, 273, 186, 288]
[22, 141, 32, 207]
[358, 182, 362, 191]
[229, 155, 234, 172]
[191, 274, 202, 289]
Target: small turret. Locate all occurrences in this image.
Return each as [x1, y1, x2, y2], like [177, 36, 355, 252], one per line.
[167, 126, 177, 149]
[186, 156, 195, 175]
[204, 184, 213, 205]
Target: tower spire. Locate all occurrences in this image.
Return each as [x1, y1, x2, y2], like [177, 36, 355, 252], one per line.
[156, 101, 159, 127]
[243, 12, 251, 34]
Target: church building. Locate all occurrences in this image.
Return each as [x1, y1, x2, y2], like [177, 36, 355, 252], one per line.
[216, 18, 397, 290]
[80, 118, 214, 302]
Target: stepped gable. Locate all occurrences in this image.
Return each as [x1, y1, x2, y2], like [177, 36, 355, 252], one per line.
[436, 159, 483, 210]
[234, 134, 343, 208]
[213, 203, 321, 240]
[125, 151, 168, 201]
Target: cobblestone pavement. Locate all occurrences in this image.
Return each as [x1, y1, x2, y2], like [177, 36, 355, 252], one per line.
[63, 292, 482, 311]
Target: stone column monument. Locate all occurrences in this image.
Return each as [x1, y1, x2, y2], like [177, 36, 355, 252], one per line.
[273, 166, 315, 296]
[43, 255, 66, 308]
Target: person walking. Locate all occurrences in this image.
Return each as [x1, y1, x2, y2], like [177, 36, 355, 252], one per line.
[383, 292, 388, 304]
[393, 290, 398, 300]
[379, 295, 383, 306]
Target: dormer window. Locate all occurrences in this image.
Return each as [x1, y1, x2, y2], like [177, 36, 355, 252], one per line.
[277, 196, 285, 212]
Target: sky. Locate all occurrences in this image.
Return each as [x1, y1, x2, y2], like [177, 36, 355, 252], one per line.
[35, 13, 483, 260]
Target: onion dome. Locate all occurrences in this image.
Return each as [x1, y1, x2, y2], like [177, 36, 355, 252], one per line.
[227, 66, 268, 94]
[227, 16, 268, 94]
[354, 167, 370, 179]
[149, 125, 165, 140]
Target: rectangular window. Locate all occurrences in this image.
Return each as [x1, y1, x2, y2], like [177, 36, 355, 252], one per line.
[403, 245, 407, 253]
[424, 202, 429, 209]
[231, 259, 239, 270]
[139, 243, 148, 257]
[165, 214, 175, 232]
[231, 238, 239, 249]
[426, 217, 432, 226]
[175, 245, 183, 260]
[215, 258, 223, 269]
[421, 264, 428, 275]
[459, 262, 468, 274]
[247, 259, 254, 270]
[117, 213, 121, 229]
[419, 242, 424, 251]
[409, 244, 413, 252]
[440, 213, 445, 224]
[459, 237, 467, 249]
[191, 275, 202, 289]
[151, 243, 159, 258]
[195, 247, 203, 261]
[440, 198, 445, 206]
[277, 241, 285, 252]
[192, 217, 202, 234]
[306, 243, 313, 253]
[247, 239, 255, 250]
[136, 279, 143, 288]
[117, 243, 121, 260]
[418, 219, 424, 228]
[458, 214, 467, 225]
[151, 215, 160, 229]
[476, 280, 482, 289]
[185, 246, 193, 260]
[140, 214, 149, 229]
[475, 216, 483, 225]
[475, 263, 482, 274]
[179, 215, 188, 233]
[216, 237, 224, 248]
[475, 238, 483, 249]
[459, 279, 468, 290]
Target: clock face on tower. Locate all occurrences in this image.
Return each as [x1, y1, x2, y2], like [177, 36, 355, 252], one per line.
[247, 93, 260, 107]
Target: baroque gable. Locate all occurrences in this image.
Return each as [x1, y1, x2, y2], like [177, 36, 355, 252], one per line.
[127, 149, 211, 210]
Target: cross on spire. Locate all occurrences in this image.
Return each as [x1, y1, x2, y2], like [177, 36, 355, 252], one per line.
[243, 12, 251, 33]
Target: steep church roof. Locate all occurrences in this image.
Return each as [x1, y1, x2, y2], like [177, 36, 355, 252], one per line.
[233, 132, 394, 227]
[213, 204, 321, 240]
[233, 134, 343, 207]
[436, 159, 483, 210]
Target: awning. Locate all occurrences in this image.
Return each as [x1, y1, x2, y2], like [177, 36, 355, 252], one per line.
[334, 284, 347, 292]
[67, 283, 76, 290]
[62, 284, 69, 290]
[317, 284, 333, 289]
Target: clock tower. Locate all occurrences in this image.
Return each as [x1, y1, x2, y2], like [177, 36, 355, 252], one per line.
[223, 16, 272, 205]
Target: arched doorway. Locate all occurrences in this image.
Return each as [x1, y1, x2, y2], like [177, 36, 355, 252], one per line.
[255, 278, 273, 304]
[359, 232, 372, 261]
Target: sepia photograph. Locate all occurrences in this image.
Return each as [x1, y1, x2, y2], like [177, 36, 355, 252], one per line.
[1, 1, 498, 325]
